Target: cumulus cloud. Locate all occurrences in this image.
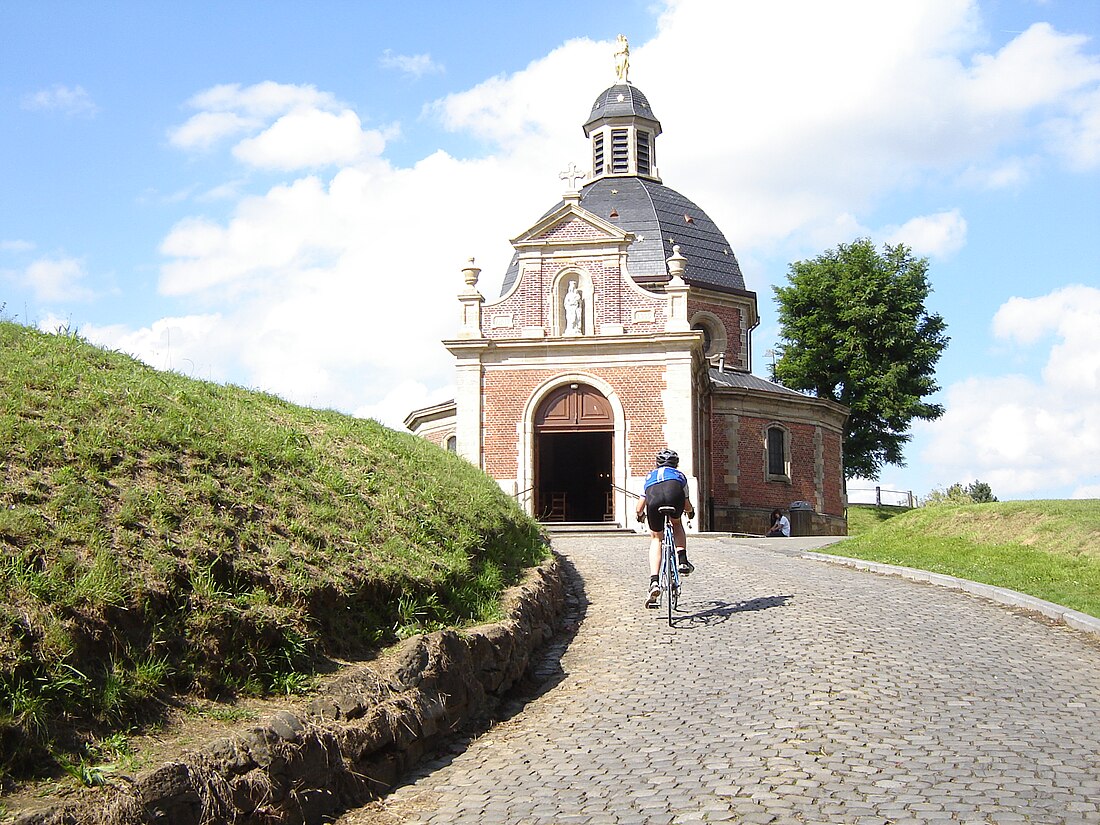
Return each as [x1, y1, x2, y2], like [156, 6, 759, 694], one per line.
[380, 50, 444, 78]
[22, 84, 98, 116]
[634, 2, 1100, 246]
[169, 111, 256, 151]
[965, 23, 1100, 115]
[354, 379, 455, 428]
[920, 286, 1100, 497]
[106, 0, 1099, 441]
[1045, 86, 1100, 170]
[992, 285, 1100, 391]
[883, 210, 968, 259]
[80, 314, 234, 379]
[430, 38, 604, 148]
[169, 81, 388, 170]
[19, 256, 95, 302]
[232, 109, 386, 170]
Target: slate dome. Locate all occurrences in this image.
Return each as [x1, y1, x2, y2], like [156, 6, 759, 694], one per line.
[583, 83, 658, 130]
[502, 81, 747, 297]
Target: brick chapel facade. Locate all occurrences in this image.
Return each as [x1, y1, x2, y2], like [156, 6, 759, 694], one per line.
[406, 61, 848, 536]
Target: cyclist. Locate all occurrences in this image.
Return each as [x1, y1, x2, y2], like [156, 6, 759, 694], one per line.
[635, 448, 695, 608]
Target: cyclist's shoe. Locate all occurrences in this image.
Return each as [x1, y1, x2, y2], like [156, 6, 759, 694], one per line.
[645, 580, 661, 608]
[677, 553, 695, 575]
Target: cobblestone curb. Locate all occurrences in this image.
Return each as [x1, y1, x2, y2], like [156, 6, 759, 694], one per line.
[803, 550, 1100, 638]
[13, 555, 568, 825]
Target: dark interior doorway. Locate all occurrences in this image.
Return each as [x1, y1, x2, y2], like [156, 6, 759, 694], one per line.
[534, 382, 615, 523]
[537, 431, 612, 522]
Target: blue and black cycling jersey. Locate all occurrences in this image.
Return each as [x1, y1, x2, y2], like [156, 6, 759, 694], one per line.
[643, 466, 688, 491]
[642, 466, 690, 531]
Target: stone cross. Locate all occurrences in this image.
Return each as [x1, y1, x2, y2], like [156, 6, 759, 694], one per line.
[559, 162, 586, 191]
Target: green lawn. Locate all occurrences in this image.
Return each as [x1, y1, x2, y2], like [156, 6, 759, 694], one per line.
[832, 501, 1100, 618]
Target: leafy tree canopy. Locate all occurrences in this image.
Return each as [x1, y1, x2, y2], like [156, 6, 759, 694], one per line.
[772, 238, 949, 479]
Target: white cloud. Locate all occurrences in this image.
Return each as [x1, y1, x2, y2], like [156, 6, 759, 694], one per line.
[921, 286, 1100, 497]
[20, 256, 95, 302]
[187, 82, 339, 119]
[80, 314, 234, 380]
[1045, 86, 1100, 170]
[1, 239, 35, 253]
[959, 156, 1037, 190]
[883, 210, 968, 259]
[965, 23, 1100, 114]
[354, 380, 455, 429]
[169, 111, 256, 151]
[232, 109, 386, 170]
[635, 1, 1100, 245]
[169, 82, 385, 170]
[993, 285, 1100, 391]
[380, 50, 444, 78]
[22, 84, 98, 116]
[1072, 484, 1100, 500]
[130, 1, 1100, 446]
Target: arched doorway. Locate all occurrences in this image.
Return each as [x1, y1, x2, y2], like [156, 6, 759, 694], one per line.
[535, 383, 613, 522]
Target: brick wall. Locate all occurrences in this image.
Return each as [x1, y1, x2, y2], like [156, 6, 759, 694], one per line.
[483, 254, 667, 339]
[705, 409, 847, 534]
[687, 297, 744, 366]
[480, 365, 671, 480]
[821, 427, 845, 513]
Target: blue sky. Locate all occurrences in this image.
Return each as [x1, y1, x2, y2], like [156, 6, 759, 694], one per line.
[2, 0, 1098, 501]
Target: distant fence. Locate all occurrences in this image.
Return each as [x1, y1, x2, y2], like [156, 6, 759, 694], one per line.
[848, 486, 915, 509]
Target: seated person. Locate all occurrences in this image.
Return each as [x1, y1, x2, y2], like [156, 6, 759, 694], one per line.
[766, 508, 791, 537]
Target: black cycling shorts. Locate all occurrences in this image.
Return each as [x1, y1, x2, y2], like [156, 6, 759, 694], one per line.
[645, 479, 685, 532]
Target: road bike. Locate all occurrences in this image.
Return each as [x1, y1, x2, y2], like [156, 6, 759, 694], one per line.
[656, 505, 681, 626]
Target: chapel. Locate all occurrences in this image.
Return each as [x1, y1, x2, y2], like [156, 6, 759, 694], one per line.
[405, 40, 848, 536]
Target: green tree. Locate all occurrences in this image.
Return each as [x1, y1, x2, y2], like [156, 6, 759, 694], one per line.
[965, 479, 998, 503]
[773, 238, 949, 479]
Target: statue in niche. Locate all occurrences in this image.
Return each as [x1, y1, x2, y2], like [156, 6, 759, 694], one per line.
[563, 280, 583, 336]
[614, 34, 630, 84]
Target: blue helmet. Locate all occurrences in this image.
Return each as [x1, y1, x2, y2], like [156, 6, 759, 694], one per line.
[656, 448, 679, 468]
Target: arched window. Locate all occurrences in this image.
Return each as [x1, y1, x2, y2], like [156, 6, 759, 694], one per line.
[445, 435, 457, 453]
[765, 424, 790, 482]
[689, 311, 727, 363]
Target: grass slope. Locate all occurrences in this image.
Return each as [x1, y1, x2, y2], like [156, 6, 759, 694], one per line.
[835, 502, 1100, 618]
[0, 321, 547, 780]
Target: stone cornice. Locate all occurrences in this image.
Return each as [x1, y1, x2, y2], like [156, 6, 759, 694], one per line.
[712, 383, 848, 430]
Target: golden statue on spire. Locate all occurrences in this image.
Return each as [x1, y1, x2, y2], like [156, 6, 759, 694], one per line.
[614, 34, 630, 83]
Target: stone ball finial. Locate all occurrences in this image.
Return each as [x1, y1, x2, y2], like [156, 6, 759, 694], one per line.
[462, 257, 481, 288]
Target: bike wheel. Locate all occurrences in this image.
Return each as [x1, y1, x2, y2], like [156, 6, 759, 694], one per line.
[664, 528, 677, 626]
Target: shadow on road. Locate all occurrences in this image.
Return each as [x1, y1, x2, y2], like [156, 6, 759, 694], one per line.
[674, 594, 793, 626]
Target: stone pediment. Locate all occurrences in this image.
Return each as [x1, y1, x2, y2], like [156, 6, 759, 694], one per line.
[511, 202, 633, 250]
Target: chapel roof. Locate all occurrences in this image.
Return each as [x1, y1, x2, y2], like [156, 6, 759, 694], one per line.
[709, 368, 808, 397]
[500, 175, 747, 296]
[583, 83, 659, 130]
[500, 61, 750, 299]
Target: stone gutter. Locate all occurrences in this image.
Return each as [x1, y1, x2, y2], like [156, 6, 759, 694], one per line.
[14, 555, 569, 825]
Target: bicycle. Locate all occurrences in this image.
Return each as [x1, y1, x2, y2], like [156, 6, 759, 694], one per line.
[655, 505, 681, 626]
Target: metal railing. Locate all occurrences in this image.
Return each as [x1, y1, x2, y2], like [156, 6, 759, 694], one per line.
[610, 483, 643, 500]
[848, 486, 915, 508]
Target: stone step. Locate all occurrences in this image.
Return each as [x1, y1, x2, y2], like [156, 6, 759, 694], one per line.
[542, 522, 636, 535]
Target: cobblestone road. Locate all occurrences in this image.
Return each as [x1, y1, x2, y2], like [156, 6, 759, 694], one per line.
[342, 535, 1100, 824]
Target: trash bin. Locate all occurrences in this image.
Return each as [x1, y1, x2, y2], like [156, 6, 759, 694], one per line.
[788, 501, 814, 537]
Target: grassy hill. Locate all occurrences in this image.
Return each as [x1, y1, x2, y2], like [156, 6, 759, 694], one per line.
[0, 321, 547, 781]
[837, 502, 1100, 617]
